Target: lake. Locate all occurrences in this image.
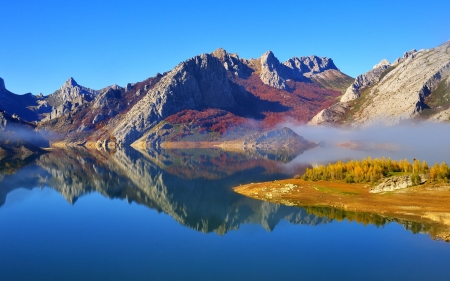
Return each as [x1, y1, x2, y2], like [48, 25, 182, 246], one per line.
[1, 146, 450, 281]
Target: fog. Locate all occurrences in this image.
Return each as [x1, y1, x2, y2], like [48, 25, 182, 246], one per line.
[0, 126, 50, 148]
[284, 121, 450, 166]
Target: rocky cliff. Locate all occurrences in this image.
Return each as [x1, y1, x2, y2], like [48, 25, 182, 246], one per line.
[43, 77, 99, 121]
[112, 53, 239, 146]
[309, 40, 450, 126]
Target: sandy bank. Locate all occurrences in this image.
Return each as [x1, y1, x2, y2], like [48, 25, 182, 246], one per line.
[234, 179, 450, 241]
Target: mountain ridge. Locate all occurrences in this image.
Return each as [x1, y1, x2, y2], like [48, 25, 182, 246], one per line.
[0, 47, 348, 148]
[309, 40, 450, 126]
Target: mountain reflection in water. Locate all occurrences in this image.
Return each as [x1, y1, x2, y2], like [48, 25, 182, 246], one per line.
[0, 147, 326, 234]
[1, 146, 449, 241]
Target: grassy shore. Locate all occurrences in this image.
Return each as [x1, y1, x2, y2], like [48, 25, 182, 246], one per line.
[233, 179, 450, 241]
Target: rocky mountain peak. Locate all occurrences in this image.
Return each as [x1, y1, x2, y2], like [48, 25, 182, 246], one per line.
[259, 51, 287, 90]
[284, 56, 338, 77]
[112, 52, 238, 145]
[393, 49, 419, 65]
[340, 59, 392, 103]
[62, 77, 78, 89]
[211, 48, 228, 59]
[259, 51, 341, 90]
[260, 51, 280, 70]
[373, 59, 391, 69]
[211, 48, 251, 78]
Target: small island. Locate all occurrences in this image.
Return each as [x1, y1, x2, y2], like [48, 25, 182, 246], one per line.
[234, 157, 450, 241]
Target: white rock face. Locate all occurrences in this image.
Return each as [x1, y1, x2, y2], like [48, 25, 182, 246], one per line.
[340, 59, 391, 103]
[259, 51, 287, 90]
[113, 53, 237, 145]
[369, 176, 413, 193]
[354, 42, 450, 125]
[311, 40, 450, 126]
[372, 59, 391, 69]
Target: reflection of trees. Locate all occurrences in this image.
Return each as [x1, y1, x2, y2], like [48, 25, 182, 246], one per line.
[304, 206, 450, 241]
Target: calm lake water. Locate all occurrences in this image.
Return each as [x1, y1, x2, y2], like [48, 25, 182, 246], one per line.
[1, 146, 450, 281]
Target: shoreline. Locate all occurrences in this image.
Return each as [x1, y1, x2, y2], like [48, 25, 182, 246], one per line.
[233, 179, 450, 241]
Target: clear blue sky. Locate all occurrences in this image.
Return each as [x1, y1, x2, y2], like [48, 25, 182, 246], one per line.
[1, 0, 449, 95]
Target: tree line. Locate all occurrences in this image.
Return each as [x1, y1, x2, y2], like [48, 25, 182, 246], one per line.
[301, 157, 450, 183]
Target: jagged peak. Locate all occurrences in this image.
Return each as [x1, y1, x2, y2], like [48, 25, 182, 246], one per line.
[212, 47, 228, 57]
[260, 50, 281, 70]
[62, 77, 78, 88]
[261, 50, 276, 59]
[373, 59, 391, 69]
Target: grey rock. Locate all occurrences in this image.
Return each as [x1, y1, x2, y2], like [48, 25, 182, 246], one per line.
[43, 77, 98, 121]
[312, 40, 450, 126]
[370, 175, 426, 193]
[259, 51, 339, 90]
[340, 59, 391, 103]
[259, 51, 288, 90]
[393, 49, 419, 65]
[113, 53, 237, 145]
[308, 102, 349, 125]
[283, 55, 338, 78]
[211, 48, 252, 78]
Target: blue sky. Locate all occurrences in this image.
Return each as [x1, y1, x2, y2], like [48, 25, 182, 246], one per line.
[1, 0, 449, 95]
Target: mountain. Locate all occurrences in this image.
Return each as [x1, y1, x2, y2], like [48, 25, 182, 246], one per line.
[309, 40, 450, 126]
[42, 77, 99, 121]
[0, 77, 51, 122]
[11, 48, 350, 148]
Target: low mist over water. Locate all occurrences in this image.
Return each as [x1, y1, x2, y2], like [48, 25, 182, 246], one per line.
[287, 122, 450, 166]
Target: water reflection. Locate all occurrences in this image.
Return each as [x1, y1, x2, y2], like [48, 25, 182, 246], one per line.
[0, 147, 326, 234]
[1, 146, 450, 241]
[304, 206, 450, 242]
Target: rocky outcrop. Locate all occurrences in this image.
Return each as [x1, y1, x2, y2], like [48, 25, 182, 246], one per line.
[369, 175, 426, 193]
[340, 59, 391, 103]
[393, 49, 419, 65]
[370, 176, 413, 193]
[242, 127, 316, 150]
[259, 51, 288, 90]
[211, 48, 252, 78]
[43, 77, 98, 121]
[112, 53, 238, 146]
[259, 51, 339, 90]
[284, 55, 338, 78]
[308, 102, 349, 125]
